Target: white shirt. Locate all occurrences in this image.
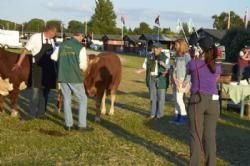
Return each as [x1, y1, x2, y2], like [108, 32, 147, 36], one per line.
[142, 53, 170, 76]
[142, 58, 159, 76]
[25, 33, 55, 56]
[51, 46, 88, 71]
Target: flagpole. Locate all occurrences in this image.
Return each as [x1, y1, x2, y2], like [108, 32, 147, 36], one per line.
[179, 19, 188, 44]
[158, 25, 160, 43]
[227, 11, 231, 30]
[245, 8, 248, 29]
[85, 17, 88, 35]
[122, 24, 124, 40]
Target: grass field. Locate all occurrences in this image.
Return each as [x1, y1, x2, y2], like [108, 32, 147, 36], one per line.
[0, 51, 250, 165]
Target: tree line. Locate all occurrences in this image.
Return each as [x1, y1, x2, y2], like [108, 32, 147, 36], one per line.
[0, 0, 249, 36]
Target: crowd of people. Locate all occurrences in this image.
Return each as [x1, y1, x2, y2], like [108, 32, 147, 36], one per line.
[137, 36, 223, 166]
[12, 25, 92, 131]
[9, 24, 250, 165]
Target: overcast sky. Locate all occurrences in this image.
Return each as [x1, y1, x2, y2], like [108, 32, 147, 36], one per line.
[0, 0, 249, 31]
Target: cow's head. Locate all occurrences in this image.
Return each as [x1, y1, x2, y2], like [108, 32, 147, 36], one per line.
[84, 54, 100, 97]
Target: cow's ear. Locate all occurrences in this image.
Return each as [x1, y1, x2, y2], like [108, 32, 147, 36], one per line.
[90, 56, 100, 64]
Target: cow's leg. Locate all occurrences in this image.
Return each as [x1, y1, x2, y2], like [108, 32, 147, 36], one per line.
[0, 95, 4, 113]
[95, 97, 102, 122]
[9, 90, 19, 117]
[101, 90, 106, 115]
[109, 93, 116, 116]
[95, 89, 105, 123]
[56, 89, 63, 114]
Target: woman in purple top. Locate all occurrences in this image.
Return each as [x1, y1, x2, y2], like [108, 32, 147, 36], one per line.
[187, 37, 221, 166]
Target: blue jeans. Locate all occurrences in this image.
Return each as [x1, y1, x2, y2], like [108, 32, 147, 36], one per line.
[149, 77, 166, 117]
[60, 83, 88, 128]
[29, 88, 50, 117]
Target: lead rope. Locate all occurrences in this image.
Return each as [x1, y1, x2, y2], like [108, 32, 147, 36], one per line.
[194, 59, 204, 154]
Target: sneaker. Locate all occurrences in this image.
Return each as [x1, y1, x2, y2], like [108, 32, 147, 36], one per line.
[156, 115, 164, 119]
[148, 115, 155, 119]
[64, 126, 72, 131]
[174, 116, 188, 125]
[169, 114, 180, 124]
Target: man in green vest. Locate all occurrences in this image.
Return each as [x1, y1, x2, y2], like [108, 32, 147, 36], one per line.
[137, 42, 170, 119]
[51, 29, 93, 131]
[145, 42, 170, 119]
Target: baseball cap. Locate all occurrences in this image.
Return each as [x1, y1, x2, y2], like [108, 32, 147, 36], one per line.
[153, 42, 163, 48]
[198, 37, 214, 52]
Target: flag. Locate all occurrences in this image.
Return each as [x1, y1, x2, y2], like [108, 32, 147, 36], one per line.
[188, 18, 193, 33]
[155, 15, 160, 26]
[227, 11, 231, 30]
[176, 19, 182, 32]
[244, 8, 248, 29]
[121, 16, 125, 25]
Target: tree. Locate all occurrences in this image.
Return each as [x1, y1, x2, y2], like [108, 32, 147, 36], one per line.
[88, 0, 117, 34]
[133, 22, 152, 34]
[46, 20, 63, 32]
[25, 18, 45, 32]
[181, 22, 190, 36]
[212, 11, 244, 30]
[161, 27, 175, 35]
[0, 19, 21, 30]
[67, 20, 84, 33]
[221, 28, 250, 62]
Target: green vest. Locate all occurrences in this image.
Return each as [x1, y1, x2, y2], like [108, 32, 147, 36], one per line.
[58, 39, 84, 83]
[146, 52, 169, 89]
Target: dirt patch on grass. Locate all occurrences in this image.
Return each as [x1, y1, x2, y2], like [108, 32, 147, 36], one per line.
[39, 128, 68, 137]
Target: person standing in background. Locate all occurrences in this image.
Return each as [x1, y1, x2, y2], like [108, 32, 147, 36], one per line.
[237, 46, 250, 84]
[137, 42, 170, 119]
[170, 39, 191, 124]
[187, 37, 221, 166]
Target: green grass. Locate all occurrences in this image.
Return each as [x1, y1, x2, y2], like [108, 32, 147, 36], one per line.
[1, 52, 250, 165]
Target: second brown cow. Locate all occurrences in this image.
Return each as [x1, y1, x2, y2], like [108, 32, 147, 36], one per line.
[58, 52, 122, 122]
[85, 52, 122, 122]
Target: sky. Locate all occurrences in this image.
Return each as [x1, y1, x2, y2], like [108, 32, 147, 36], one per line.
[0, 0, 250, 31]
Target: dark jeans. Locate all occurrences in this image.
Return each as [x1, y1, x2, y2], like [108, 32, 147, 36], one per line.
[29, 87, 50, 118]
[238, 67, 247, 84]
[149, 77, 165, 117]
[188, 93, 220, 166]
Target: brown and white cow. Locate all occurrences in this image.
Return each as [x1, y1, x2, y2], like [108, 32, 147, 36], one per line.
[85, 52, 122, 122]
[0, 48, 30, 117]
[57, 52, 122, 122]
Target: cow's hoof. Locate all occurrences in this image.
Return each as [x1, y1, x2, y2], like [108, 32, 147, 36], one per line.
[101, 110, 106, 115]
[54, 108, 61, 114]
[11, 110, 19, 118]
[108, 111, 114, 116]
[95, 116, 101, 123]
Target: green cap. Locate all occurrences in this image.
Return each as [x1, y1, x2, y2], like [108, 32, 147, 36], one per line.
[153, 42, 163, 48]
[73, 28, 84, 36]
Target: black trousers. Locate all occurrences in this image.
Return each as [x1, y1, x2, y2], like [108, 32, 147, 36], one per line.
[29, 87, 50, 118]
[188, 93, 220, 166]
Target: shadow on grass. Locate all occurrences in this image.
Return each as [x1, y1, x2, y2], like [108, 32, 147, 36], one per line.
[131, 80, 145, 84]
[220, 112, 250, 129]
[115, 101, 149, 116]
[145, 114, 250, 165]
[118, 90, 174, 103]
[217, 122, 250, 165]
[87, 109, 189, 166]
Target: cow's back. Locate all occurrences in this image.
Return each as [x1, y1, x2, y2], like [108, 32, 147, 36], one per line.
[87, 52, 122, 95]
[0, 48, 30, 88]
[99, 52, 121, 92]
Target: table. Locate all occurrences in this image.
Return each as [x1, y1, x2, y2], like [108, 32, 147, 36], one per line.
[222, 84, 250, 118]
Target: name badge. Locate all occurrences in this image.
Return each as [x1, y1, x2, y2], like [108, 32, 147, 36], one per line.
[212, 94, 219, 101]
